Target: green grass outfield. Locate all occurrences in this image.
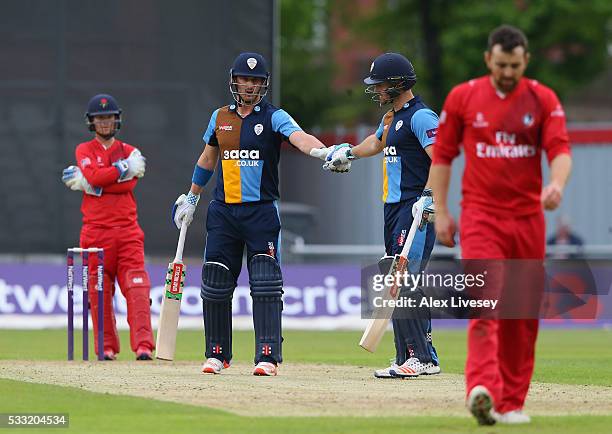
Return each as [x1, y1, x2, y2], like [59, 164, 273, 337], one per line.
[1, 328, 611, 433]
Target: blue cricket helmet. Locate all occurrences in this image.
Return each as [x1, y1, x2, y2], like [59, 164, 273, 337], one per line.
[364, 52, 417, 86]
[85, 94, 122, 132]
[230, 52, 269, 79]
[229, 52, 270, 105]
[364, 53, 417, 105]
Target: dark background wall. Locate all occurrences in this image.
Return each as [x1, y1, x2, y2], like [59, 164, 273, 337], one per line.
[0, 0, 275, 256]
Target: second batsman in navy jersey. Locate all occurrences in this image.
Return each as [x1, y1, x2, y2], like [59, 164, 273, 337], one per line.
[172, 52, 338, 376]
[326, 53, 441, 378]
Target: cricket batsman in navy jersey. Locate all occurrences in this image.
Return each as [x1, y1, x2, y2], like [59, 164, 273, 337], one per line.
[326, 53, 441, 378]
[172, 52, 343, 376]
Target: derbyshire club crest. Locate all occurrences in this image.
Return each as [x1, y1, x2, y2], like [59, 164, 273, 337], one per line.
[247, 57, 257, 70]
[395, 120, 403, 131]
[254, 124, 263, 135]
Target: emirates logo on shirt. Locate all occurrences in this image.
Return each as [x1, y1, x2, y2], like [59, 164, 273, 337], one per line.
[476, 130, 536, 159]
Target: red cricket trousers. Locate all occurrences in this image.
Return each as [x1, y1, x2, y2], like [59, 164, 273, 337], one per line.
[80, 223, 155, 355]
[460, 207, 545, 413]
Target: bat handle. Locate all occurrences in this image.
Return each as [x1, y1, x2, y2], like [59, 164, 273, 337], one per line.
[174, 221, 188, 263]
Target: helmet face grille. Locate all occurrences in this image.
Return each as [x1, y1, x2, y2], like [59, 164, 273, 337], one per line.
[228, 72, 270, 106]
[365, 78, 416, 106]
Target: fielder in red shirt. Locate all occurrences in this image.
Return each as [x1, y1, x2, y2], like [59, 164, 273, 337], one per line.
[431, 26, 572, 425]
[62, 94, 155, 361]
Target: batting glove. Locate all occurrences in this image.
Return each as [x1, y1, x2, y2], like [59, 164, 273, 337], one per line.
[172, 191, 200, 230]
[323, 143, 355, 173]
[412, 189, 435, 230]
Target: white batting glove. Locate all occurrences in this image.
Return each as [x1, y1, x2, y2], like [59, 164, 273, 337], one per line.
[309, 147, 333, 161]
[61, 166, 102, 196]
[172, 191, 199, 230]
[412, 189, 435, 230]
[114, 149, 146, 182]
[323, 143, 354, 173]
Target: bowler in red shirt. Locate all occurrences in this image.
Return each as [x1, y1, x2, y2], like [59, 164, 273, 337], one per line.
[431, 26, 572, 425]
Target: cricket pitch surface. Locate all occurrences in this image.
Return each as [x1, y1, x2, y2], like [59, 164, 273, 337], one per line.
[1, 361, 611, 417]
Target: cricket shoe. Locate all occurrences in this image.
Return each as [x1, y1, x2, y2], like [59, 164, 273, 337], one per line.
[493, 410, 531, 424]
[390, 357, 441, 378]
[253, 362, 278, 376]
[201, 358, 230, 374]
[103, 350, 117, 361]
[135, 346, 153, 361]
[467, 385, 496, 426]
[374, 359, 400, 378]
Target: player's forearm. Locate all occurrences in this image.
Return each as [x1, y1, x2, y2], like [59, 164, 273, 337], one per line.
[104, 178, 137, 193]
[190, 183, 204, 195]
[549, 153, 572, 189]
[197, 149, 217, 171]
[351, 134, 384, 158]
[188, 150, 217, 196]
[422, 146, 434, 190]
[430, 164, 452, 212]
[81, 167, 121, 188]
[289, 131, 326, 155]
[188, 146, 218, 195]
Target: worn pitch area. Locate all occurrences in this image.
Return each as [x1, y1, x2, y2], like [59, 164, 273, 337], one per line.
[1, 361, 610, 417]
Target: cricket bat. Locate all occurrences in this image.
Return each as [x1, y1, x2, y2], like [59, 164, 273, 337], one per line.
[359, 214, 421, 353]
[155, 220, 188, 361]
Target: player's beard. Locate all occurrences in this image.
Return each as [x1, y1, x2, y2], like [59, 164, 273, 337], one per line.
[496, 77, 518, 93]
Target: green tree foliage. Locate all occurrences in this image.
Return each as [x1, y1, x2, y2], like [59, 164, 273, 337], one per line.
[280, 0, 335, 129]
[350, 0, 612, 111]
[281, 0, 612, 127]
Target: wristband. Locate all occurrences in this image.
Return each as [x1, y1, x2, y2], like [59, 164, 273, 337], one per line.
[186, 191, 200, 206]
[113, 160, 129, 180]
[192, 164, 214, 187]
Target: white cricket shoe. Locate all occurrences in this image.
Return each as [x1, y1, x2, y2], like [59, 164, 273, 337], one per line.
[201, 357, 230, 374]
[253, 361, 278, 376]
[467, 385, 496, 426]
[493, 410, 531, 424]
[374, 360, 400, 378]
[390, 357, 441, 378]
